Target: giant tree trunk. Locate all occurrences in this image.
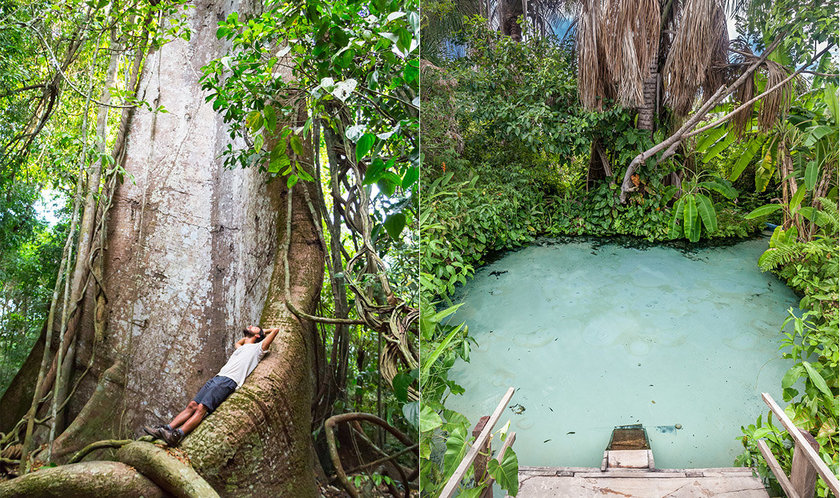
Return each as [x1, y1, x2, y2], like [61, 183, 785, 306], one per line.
[3, 0, 323, 494]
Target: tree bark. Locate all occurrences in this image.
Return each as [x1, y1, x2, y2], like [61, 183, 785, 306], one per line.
[0, 461, 166, 497]
[4, 0, 326, 494]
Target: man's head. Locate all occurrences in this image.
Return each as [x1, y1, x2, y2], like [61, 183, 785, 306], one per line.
[242, 325, 265, 343]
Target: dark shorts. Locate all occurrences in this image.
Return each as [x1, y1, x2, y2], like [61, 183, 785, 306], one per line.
[193, 375, 237, 414]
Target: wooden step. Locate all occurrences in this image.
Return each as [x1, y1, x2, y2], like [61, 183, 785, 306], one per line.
[514, 466, 769, 497]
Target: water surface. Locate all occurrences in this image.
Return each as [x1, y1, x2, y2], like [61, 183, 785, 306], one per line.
[447, 237, 798, 469]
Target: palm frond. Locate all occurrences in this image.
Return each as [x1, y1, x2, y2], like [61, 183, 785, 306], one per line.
[664, 0, 729, 115]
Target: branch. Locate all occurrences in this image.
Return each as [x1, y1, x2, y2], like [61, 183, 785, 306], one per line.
[0, 83, 46, 99]
[618, 28, 791, 203]
[17, 21, 136, 110]
[67, 439, 131, 464]
[686, 44, 834, 139]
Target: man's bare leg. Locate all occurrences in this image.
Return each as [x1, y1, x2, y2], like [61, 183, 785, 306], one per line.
[177, 404, 208, 435]
[168, 400, 199, 429]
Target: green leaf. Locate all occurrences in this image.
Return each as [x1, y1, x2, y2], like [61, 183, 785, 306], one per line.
[782, 365, 805, 389]
[789, 186, 806, 213]
[392, 370, 415, 403]
[804, 161, 819, 191]
[269, 143, 290, 174]
[253, 133, 264, 152]
[668, 196, 685, 239]
[698, 180, 737, 200]
[695, 193, 718, 234]
[487, 447, 519, 496]
[684, 195, 700, 242]
[804, 125, 833, 147]
[696, 126, 727, 152]
[329, 26, 349, 48]
[364, 158, 386, 185]
[802, 361, 833, 397]
[730, 138, 762, 182]
[402, 401, 418, 428]
[290, 134, 304, 155]
[246, 110, 262, 133]
[419, 404, 443, 432]
[356, 133, 375, 161]
[262, 105, 277, 133]
[383, 213, 406, 240]
[702, 132, 736, 164]
[402, 166, 419, 189]
[442, 424, 467, 477]
[745, 203, 782, 219]
[287, 174, 299, 189]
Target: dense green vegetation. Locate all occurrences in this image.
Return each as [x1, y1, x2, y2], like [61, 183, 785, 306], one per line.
[419, 2, 837, 495]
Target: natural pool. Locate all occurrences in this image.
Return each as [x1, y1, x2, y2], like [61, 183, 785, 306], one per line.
[446, 236, 799, 469]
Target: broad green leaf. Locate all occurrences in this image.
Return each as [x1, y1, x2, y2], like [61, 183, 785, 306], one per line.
[286, 174, 299, 189]
[802, 361, 833, 397]
[364, 158, 386, 185]
[702, 132, 736, 163]
[730, 138, 762, 182]
[696, 126, 727, 152]
[419, 404, 443, 432]
[668, 196, 685, 239]
[804, 161, 819, 191]
[356, 133, 375, 161]
[824, 85, 838, 124]
[683, 195, 699, 242]
[804, 125, 834, 147]
[392, 370, 414, 402]
[289, 134, 304, 155]
[782, 365, 805, 389]
[789, 186, 806, 213]
[745, 204, 782, 219]
[253, 133, 264, 152]
[487, 447, 519, 496]
[262, 105, 277, 133]
[421, 322, 465, 381]
[402, 401, 419, 429]
[695, 193, 718, 234]
[699, 180, 737, 200]
[245, 110, 262, 133]
[442, 424, 467, 478]
[402, 166, 419, 189]
[268, 144, 290, 174]
[383, 213, 406, 239]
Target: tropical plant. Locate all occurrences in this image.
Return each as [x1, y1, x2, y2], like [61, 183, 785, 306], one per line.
[738, 197, 839, 497]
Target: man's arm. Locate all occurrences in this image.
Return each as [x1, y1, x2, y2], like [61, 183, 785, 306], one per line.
[234, 337, 247, 349]
[261, 328, 281, 351]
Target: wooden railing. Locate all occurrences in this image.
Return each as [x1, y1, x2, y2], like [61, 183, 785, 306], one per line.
[757, 393, 840, 498]
[439, 387, 516, 498]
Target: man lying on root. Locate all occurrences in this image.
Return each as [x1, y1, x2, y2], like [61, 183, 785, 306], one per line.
[143, 325, 280, 446]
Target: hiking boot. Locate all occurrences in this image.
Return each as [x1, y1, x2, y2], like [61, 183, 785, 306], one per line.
[143, 425, 167, 440]
[161, 428, 184, 447]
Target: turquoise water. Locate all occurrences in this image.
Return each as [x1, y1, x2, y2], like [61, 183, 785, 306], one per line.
[446, 237, 799, 469]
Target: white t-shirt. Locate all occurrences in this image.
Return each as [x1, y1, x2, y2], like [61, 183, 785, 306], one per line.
[216, 342, 267, 388]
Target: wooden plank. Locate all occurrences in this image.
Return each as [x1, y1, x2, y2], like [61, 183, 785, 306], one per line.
[762, 393, 840, 496]
[791, 432, 819, 498]
[757, 438, 799, 498]
[576, 472, 687, 478]
[440, 387, 515, 498]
